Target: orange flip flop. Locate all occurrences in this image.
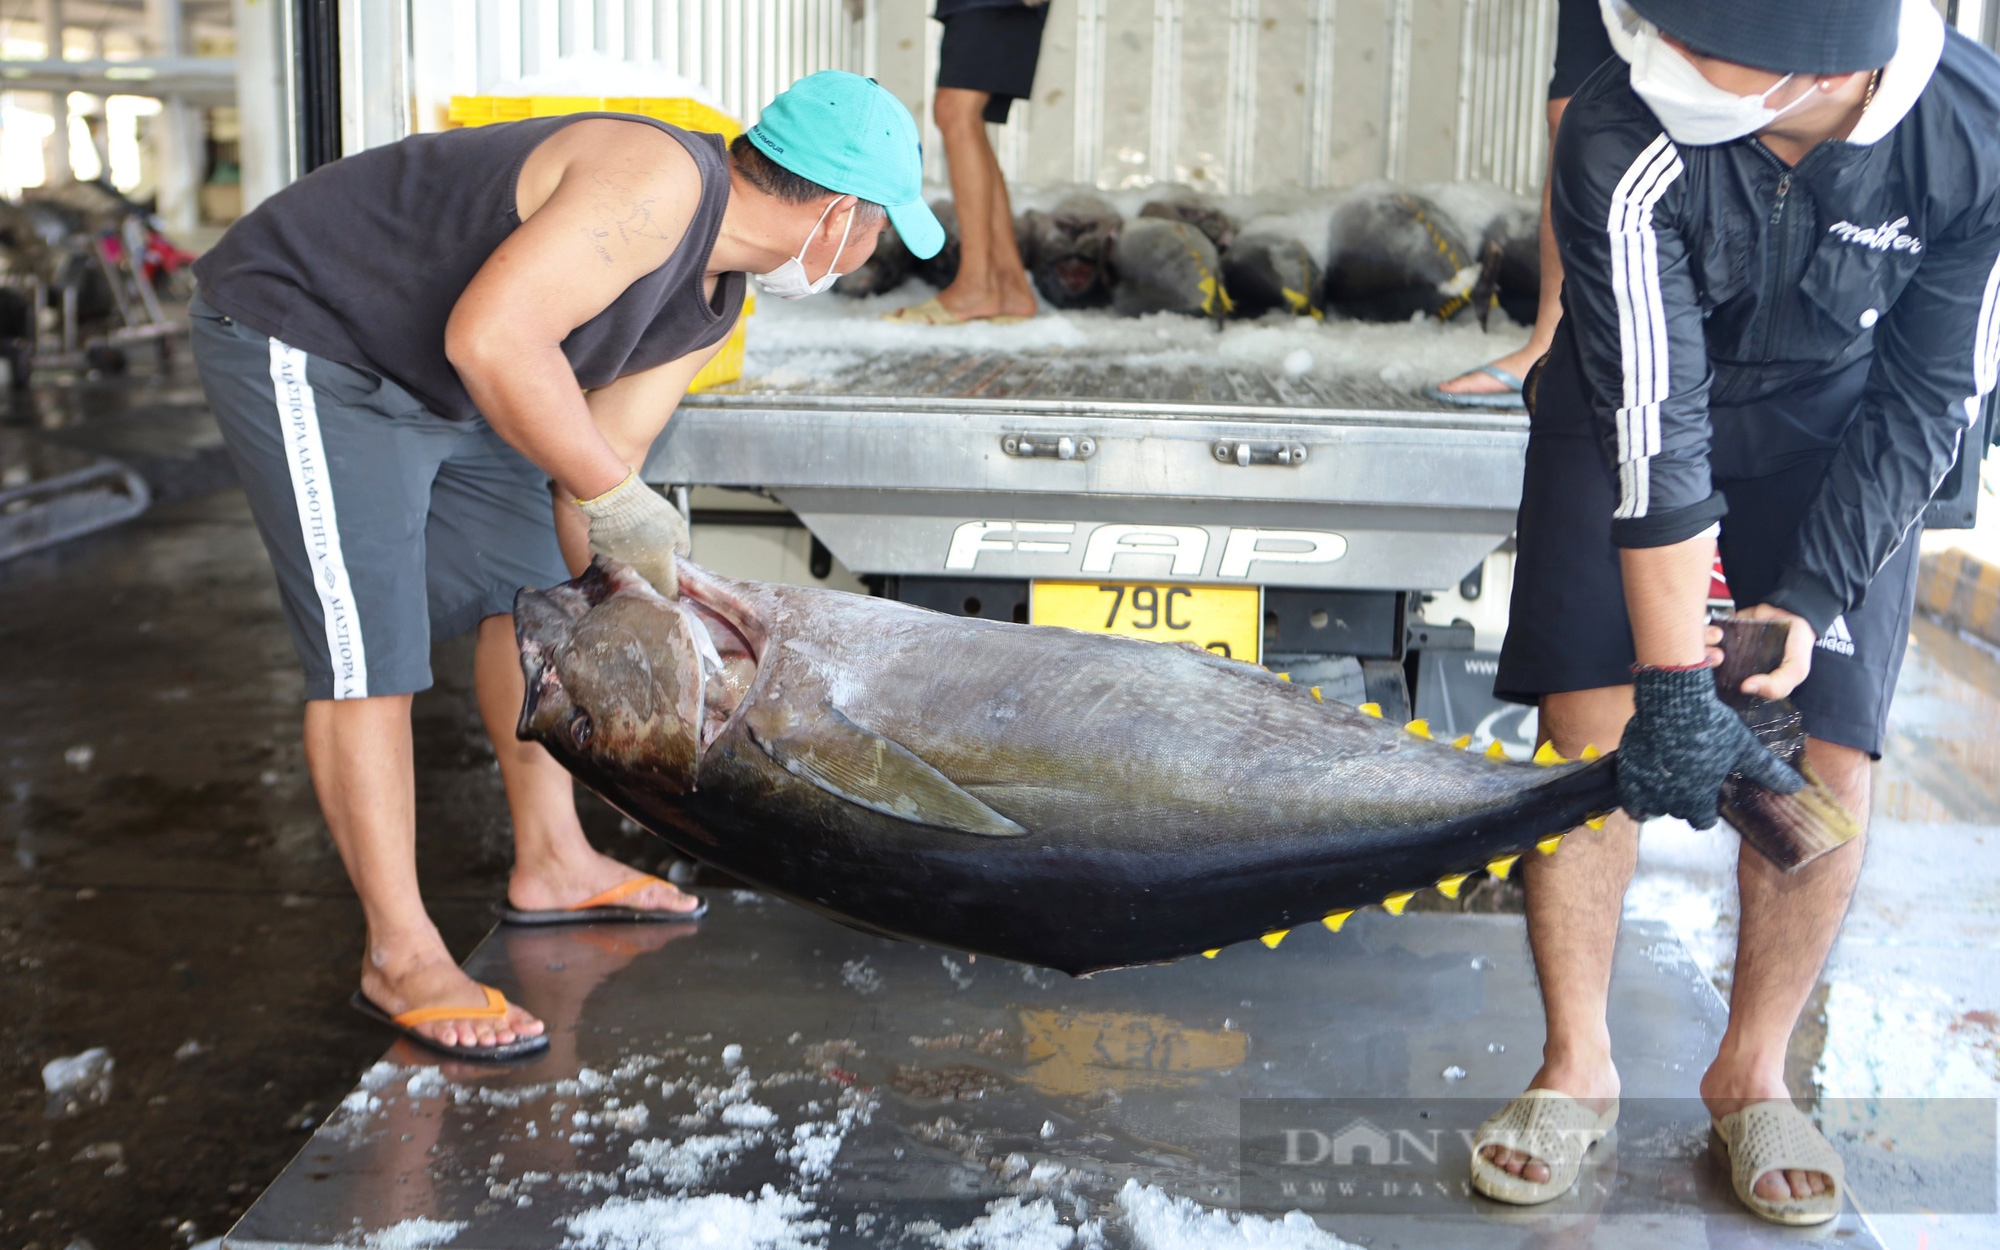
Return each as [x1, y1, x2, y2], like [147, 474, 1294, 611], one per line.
[348, 983, 549, 1062]
[498, 874, 708, 926]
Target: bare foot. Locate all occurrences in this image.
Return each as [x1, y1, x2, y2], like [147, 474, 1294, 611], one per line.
[937, 274, 1036, 321]
[507, 847, 702, 917]
[1701, 1067, 1834, 1203]
[1480, 1052, 1620, 1184]
[360, 932, 544, 1050]
[1435, 340, 1550, 395]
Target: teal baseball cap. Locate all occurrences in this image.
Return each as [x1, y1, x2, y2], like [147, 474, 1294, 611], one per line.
[746, 70, 944, 260]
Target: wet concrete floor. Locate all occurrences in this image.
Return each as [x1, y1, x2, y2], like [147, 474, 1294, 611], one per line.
[1, 352, 1996, 1248]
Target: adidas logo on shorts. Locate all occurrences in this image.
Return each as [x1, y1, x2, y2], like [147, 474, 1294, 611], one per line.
[1815, 615, 1856, 657]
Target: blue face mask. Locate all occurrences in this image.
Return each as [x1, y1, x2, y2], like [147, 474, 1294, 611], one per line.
[753, 200, 856, 300]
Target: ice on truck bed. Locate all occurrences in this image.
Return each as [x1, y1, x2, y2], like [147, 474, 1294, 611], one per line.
[714, 284, 1534, 412]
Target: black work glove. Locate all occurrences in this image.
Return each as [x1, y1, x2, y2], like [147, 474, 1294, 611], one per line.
[1617, 667, 1804, 829]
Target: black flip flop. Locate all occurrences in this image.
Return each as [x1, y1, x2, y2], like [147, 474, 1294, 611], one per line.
[498, 874, 708, 926]
[348, 985, 550, 1062]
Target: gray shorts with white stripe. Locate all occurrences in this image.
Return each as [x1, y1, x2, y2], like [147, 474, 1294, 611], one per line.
[190, 296, 572, 701]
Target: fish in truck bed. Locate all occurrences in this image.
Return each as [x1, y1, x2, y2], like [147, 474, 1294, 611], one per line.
[513, 559, 1857, 976]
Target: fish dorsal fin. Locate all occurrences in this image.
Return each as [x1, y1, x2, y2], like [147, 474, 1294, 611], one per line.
[747, 699, 1026, 838]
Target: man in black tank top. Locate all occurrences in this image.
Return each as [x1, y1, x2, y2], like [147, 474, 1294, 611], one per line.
[188, 72, 942, 1059]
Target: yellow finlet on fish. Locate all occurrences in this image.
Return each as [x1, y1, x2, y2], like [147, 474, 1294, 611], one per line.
[1533, 741, 1567, 766]
[1202, 949, 1220, 959]
[1277, 673, 1291, 682]
[1310, 687, 1323, 701]
[1585, 814, 1608, 830]
[1435, 872, 1471, 899]
[1404, 718, 1431, 739]
[1536, 833, 1564, 855]
[1260, 929, 1289, 948]
[1580, 744, 1602, 760]
[1381, 891, 1415, 915]
[1322, 909, 1354, 932]
[1358, 702, 1382, 718]
[1487, 853, 1520, 879]
[1452, 734, 1472, 750]
[1485, 740, 1508, 760]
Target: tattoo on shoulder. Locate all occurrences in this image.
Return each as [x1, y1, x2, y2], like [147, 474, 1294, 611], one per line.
[589, 166, 688, 250]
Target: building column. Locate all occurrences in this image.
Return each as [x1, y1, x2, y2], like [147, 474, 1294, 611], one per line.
[38, 0, 70, 188]
[145, 0, 202, 233]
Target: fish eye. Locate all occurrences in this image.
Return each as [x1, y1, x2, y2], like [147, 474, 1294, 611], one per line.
[569, 708, 594, 749]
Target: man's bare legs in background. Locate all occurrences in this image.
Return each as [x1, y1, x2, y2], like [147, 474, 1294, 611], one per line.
[929, 87, 1038, 322]
[1436, 99, 1569, 398]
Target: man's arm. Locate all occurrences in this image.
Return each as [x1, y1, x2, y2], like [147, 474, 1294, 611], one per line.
[1551, 105, 1801, 823]
[444, 121, 701, 501]
[1771, 217, 2000, 637]
[552, 333, 732, 575]
[1550, 115, 1718, 662]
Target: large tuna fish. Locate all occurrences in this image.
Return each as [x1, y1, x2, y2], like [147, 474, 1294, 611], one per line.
[514, 561, 1853, 976]
[1111, 217, 1232, 319]
[1021, 195, 1121, 309]
[1223, 232, 1323, 319]
[1323, 192, 1478, 322]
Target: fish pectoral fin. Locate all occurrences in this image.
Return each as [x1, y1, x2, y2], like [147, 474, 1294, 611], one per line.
[748, 702, 1027, 838]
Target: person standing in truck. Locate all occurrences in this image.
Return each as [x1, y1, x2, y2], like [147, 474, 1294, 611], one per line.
[885, 0, 1047, 325]
[1478, 0, 2000, 1224]
[188, 72, 941, 1060]
[1427, 0, 1615, 408]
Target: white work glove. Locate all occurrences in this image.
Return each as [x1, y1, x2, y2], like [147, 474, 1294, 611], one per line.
[574, 470, 690, 597]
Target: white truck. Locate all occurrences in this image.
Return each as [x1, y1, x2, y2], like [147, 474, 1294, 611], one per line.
[235, 0, 1995, 740]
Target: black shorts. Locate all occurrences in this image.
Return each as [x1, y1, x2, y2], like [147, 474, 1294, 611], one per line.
[1551, 0, 1618, 99]
[1494, 323, 1919, 758]
[937, 5, 1050, 124]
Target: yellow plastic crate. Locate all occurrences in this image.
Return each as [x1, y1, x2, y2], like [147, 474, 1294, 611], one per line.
[447, 93, 750, 392]
[446, 94, 743, 142]
[689, 293, 753, 395]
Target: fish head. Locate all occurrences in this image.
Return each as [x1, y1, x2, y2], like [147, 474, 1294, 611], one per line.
[514, 558, 719, 793]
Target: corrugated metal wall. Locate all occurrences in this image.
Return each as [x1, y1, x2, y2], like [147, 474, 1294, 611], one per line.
[411, 0, 1560, 196]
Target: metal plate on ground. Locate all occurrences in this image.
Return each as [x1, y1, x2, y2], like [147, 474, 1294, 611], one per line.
[226, 898, 1881, 1249]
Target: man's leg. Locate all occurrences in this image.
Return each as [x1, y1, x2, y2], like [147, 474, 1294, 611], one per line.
[932, 87, 1036, 321]
[470, 613, 700, 916]
[1480, 684, 1633, 1183]
[306, 695, 541, 1048]
[1702, 736, 1867, 1202]
[192, 307, 546, 1049]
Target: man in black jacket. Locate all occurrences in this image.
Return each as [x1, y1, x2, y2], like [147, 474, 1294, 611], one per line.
[1480, 0, 1999, 1224]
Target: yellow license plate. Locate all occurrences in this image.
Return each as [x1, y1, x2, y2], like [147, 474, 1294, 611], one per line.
[1030, 580, 1263, 663]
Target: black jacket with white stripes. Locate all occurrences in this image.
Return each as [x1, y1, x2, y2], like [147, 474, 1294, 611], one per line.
[1550, 1, 2000, 635]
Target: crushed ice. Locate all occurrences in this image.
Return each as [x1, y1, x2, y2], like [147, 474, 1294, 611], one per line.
[560, 1188, 826, 1250]
[359, 1217, 468, 1248]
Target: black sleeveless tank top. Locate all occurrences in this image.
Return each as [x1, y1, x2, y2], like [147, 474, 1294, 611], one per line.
[193, 115, 746, 423]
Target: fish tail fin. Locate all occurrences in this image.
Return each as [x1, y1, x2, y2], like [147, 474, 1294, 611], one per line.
[1711, 617, 1863, 870]
[1719, 760, 1862, 871]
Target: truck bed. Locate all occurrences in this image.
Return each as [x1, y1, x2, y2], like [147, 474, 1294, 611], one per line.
[697, 345, 1485, 413]
[646, 309, 1533, 594]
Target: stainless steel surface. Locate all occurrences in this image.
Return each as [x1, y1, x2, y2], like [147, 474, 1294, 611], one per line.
[645, 355, 1526, 589]
[228, 906, 1883, 1248]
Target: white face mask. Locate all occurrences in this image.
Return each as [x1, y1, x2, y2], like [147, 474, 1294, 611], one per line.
[753, 199, 856, 300]
[1600, 0, 1817, 146]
